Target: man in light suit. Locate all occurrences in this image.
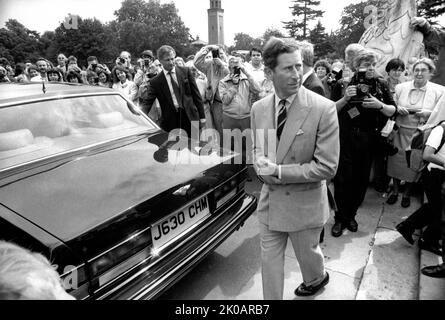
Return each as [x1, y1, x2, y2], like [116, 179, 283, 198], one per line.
[139, 45, 206, 137]
[250, 37, 340, 299]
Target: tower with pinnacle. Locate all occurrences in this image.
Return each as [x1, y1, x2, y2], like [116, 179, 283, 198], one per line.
[208, 0, 224, 45]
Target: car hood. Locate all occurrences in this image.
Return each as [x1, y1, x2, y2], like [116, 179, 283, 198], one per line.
[0, 133, 236, 242]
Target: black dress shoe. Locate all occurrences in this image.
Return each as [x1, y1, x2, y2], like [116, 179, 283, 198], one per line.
[295, 272, 329, 296]
[346, 219, 358, 232]
[421, 264, 445, 278]
[386, 193, 398, 205]
[331, 222, 344, 237]
[395, 222, 414, 245]
[418, 239, 443, 256]
[401, 196, 411, 208]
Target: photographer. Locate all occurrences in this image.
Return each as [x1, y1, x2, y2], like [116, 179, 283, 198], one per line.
[134, 50, 156, 88]
[86, 56, 110, 76]
[218, 56, 260, 163]
[115, 51, 136, 80]
[194, 45, 230, 140]
[134, 50, 161, 123]
[332, 50, 396, 237]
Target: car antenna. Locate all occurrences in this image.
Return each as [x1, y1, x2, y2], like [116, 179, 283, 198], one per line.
[42, 80, 46, 94]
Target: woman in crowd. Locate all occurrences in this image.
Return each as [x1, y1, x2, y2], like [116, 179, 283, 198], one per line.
[13, 63, 28, 83]
[86, 70, 99, 86]
[387, 58, 444, 208]
[112, 65, 138, 104]
[56, 53, 68, 74]
[25, 64, 39, 81]
[332, 50, 396, 237]
[385, 58, 406, 97]
[97, 69, 113, 88]
[66, 70, 83, 84]
[47, 68, 64, 82]
[314, 59, 332, 98]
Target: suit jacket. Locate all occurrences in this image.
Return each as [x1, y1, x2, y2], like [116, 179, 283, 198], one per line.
[251, 87, 340, 232]
[139, 66, 205, 132]
[303, 71, 326, 97]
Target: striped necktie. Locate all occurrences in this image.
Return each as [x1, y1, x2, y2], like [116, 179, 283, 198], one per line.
[277, 99, 287, 141]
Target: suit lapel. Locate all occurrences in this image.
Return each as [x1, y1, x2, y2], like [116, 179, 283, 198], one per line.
[276, 87, 311, 163]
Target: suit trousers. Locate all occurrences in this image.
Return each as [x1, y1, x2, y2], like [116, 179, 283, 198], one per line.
[420, 169, 445, 251]
[260, 222, 325, 300]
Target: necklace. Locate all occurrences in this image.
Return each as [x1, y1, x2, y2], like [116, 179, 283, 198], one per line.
[408, 89, 423, 106]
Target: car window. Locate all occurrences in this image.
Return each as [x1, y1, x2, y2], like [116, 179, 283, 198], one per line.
[0, 94, 155, 170]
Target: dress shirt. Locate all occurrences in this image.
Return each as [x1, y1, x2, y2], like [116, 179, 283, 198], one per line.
[163, 67, 180, 109]
[274, 92, 297, 179]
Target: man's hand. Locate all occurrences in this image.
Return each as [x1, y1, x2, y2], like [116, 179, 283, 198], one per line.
[411, 17, 427, 28]
[259, 175, 282, 185]
[255, 156, 278, 176]
[344, 85, 357, 101]
[362, 95, 383, 109]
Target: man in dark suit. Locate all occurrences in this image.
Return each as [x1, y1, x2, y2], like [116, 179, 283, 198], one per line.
[296, 41, 326, 97]
[139, 45, 206, 137]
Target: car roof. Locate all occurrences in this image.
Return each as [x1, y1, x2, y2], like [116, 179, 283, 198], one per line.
[0, 82, 116, 106]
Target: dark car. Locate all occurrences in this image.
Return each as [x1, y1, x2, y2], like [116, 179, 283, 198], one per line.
[0, 83, 257, 299]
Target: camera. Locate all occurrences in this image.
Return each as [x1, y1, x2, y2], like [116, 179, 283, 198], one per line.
[212, 49, 219, 59]
[144, 59, 151, 67]
[119, 57, 126, 64]
[91, 63, 97, 71]
[326, 67, 342, 86]
[348, 67, 371, 105]
[233, 66, 241, 76]
[355, 68, 370, 98]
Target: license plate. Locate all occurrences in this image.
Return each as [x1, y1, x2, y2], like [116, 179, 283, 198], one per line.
[151, 196, 210, 250]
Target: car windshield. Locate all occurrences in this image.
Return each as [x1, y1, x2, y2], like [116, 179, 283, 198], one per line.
[0, 94, 155, 170]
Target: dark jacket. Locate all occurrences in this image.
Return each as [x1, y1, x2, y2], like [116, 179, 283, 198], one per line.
[332, 76, 396, 133]
[139, 66, 205, 132]
[303, 71, 326, 97]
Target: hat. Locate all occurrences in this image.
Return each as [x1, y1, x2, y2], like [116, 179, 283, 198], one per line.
[141, 50, 154, 59]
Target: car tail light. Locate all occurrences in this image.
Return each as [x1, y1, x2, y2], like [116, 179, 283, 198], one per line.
[214, 172, 245, 209]
[88, 229, 152, 290]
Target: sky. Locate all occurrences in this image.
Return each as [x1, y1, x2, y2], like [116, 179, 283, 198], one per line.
[1, 0, 445, 46]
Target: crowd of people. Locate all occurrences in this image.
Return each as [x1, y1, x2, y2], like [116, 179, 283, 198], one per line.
[1, 16, 445, 300]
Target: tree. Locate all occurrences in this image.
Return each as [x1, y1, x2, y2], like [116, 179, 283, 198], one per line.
[262, 27, 286, 43]
[417, 0, 445, 20]
[283, 0, 324, 39]
[309, 20, 334, 59]
[0, 19, 42, 64]
[333, 0, 379, 57]
[231, 33, 262, 51]
[51, 17, 117, 66]
[113, 0, 192, 57]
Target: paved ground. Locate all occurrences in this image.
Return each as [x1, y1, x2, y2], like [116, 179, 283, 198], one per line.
[160, 176, 444, 300]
